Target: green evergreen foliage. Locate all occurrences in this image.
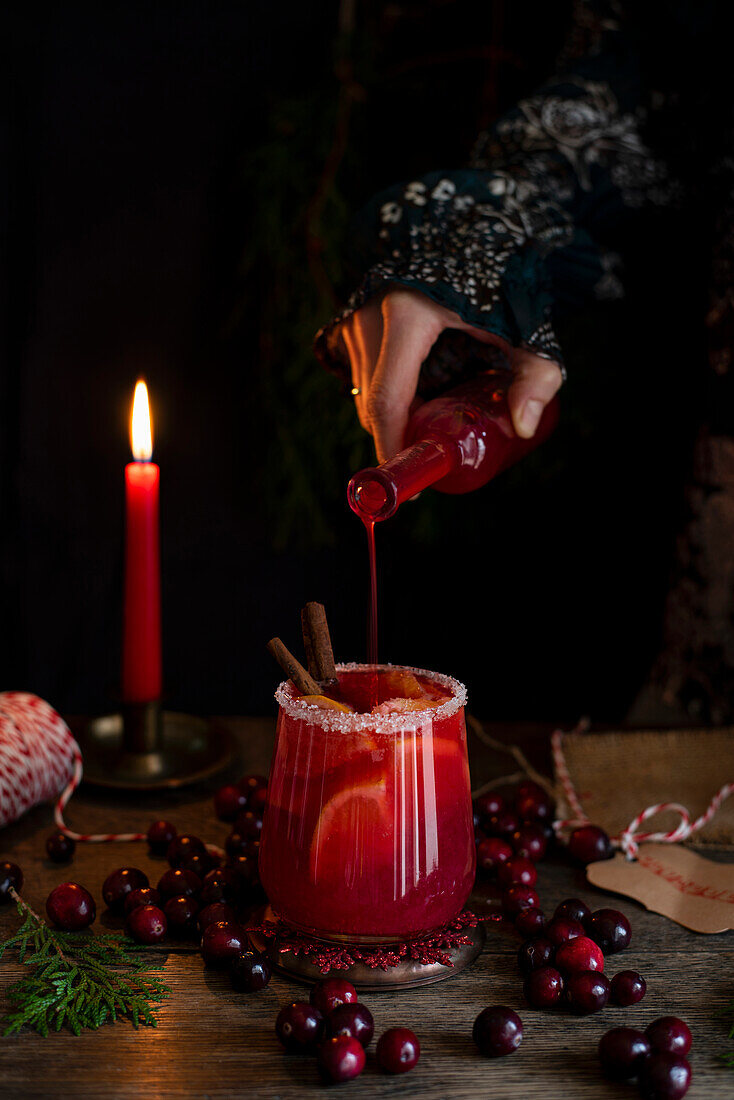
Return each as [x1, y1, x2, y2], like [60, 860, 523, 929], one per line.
[0, 896, 170, 1036]
[234, 74, 372, 551]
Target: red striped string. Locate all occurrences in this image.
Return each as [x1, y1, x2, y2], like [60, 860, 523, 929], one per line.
[551, 723, 734, 860]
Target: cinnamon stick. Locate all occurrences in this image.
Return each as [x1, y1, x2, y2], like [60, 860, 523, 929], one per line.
[267, 637, 321, 695]
[301, 602, 337, 682]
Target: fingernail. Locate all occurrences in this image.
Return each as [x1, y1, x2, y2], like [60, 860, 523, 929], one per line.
[519, 399, 543, 437]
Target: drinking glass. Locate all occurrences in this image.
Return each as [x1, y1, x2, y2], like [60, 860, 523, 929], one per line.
[258, 663, 475, 942]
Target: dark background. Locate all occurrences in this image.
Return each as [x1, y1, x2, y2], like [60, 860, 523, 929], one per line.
[2, 1, 703, 724]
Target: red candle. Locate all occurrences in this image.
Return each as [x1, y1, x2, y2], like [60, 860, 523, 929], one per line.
[122, 380, 162, 703]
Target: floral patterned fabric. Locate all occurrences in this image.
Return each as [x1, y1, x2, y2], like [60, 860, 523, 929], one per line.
[314, 2, 679, 391]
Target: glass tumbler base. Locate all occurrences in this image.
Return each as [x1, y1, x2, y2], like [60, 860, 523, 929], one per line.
[249, 906, 486, 990]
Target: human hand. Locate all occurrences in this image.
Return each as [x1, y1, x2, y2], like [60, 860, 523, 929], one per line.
[340, 287, 563, 463]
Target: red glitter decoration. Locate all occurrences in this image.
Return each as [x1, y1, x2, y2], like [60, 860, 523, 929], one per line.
[246, 911, 499, 974]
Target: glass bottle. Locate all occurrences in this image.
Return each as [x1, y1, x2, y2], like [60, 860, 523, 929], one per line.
[348, 368, 559, 522]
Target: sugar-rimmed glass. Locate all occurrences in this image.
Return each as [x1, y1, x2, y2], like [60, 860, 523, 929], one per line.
[258, 663, 475, 943]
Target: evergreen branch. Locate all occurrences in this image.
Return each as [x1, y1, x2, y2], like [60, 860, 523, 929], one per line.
[1, 891, 171, 1037]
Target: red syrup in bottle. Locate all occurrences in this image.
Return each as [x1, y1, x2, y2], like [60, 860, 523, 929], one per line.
[348, 368, 560, 662]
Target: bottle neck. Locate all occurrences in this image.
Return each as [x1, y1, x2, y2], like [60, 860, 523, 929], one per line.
[348, 438, 455, 522]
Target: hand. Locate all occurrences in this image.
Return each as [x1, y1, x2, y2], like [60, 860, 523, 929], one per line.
[340, 287, 563, 463]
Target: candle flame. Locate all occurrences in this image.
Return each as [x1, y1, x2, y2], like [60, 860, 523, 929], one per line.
[130, 380, 153, 460]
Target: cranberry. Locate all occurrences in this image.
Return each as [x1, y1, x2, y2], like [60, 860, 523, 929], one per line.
[228, 853, 261, 894]
[476, 837, 514, 876]
[0, 861, 23, 902]
[474, 791, 505, 821]
[586, 908, 631, 954]
[230, 950, 271, 992]
[164, 894, 200, 935]
[514, 907, 546, 937]
[497, 856, 538, 888]
[523, 965, 564, 1008]
[515, 787, 553, 823]
[157, 867, 201, 900]
[326, 1003, 374, 1047]
[554, 897, 592, 925]
[309, 977, 358, 1016]
[318, 1036, 366, 1083]
[544, 916, 585, 947]
[238, 772, 268, 796]
[199, 868, 239, 906]
[568, 824, 613, 864]
[502, 884, 540, 918]
[46, 832, 75, 863]
[46, 883, 96, 930]
[555, 936, 604, 975]
[238, 838, 261, 861]
[126, 904, 167, 944]
[214, 783, 249, 822]
[166, 833, 207, 867]
[198, 901, 238, 932]
[146, 819, 177, 855]
[488, 809, 520, 839]
[645, 1017, 692, 1056]
[598, 1027, 651, 1079]
[517, 936, 555, 974]
[181, 851, 217, 879]
[516, 779, 551, 803]
[231, 849, 263, 884]
[512, 823, 548, 862]
[566, 970, 610, 1014]
[275, 1002, 324, 1051]
[233, 810, 263, 840]
[638, 1052, 692, 1099]
[610, 970, 647, 1006]
[225, 831, 251, 860]
[124, 887, 162, 916]
[376, 1027, 420, 1074]
[473, 1006, 524, 1057]
[200, 920, 246, 967]
[102, 867, 149, 912]
[248, 783, 268, 814]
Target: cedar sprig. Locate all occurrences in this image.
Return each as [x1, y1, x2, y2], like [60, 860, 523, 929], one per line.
[0, 892, 171, 1036]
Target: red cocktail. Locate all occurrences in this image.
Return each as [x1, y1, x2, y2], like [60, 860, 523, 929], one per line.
[258, 663, 475, 942]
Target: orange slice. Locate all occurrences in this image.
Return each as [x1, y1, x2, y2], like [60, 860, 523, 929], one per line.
[371, 697, 443, 715]
[298, 694, 354, 713]
[381, 669, 426, 699]
[309, 778, 390, 879]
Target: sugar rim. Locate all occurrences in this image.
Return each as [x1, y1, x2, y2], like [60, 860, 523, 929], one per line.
[274, 662, 467, 733]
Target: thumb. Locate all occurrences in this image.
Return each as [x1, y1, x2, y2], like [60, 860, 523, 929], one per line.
[507, 349, 563, 439]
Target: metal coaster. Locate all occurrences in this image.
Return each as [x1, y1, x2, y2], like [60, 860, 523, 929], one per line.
[77, 711, 235, 790]
[249, 910, 486, 991]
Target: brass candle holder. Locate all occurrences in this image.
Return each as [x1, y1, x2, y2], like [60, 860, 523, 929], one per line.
[77, 700, 234, 790]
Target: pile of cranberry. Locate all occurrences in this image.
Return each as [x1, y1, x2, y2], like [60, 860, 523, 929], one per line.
[276, 977, 420, 1082]
[0, 772, 695, 1097]
[472, 780, 693, 1099]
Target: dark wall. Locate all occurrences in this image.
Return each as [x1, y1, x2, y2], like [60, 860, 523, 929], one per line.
[2, 2, 702, 724]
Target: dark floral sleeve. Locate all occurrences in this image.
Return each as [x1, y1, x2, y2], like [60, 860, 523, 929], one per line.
[315, 2, 674, 390]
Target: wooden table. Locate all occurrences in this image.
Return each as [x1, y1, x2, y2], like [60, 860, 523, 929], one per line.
[1, 716, 732, 1099]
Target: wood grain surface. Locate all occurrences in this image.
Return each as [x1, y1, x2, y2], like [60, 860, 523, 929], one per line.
[1, 716, 732, 1099]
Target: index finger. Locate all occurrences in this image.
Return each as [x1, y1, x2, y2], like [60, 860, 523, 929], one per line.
[367, 296, 442, 462]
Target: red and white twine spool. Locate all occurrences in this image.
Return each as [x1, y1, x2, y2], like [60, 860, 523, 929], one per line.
[0, 692, 81, 830]
[551, 725, 734, 859]
[0, 691, 145, 843]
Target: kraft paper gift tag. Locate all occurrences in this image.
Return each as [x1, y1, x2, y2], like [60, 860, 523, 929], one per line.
[587, 843, 734, 933]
